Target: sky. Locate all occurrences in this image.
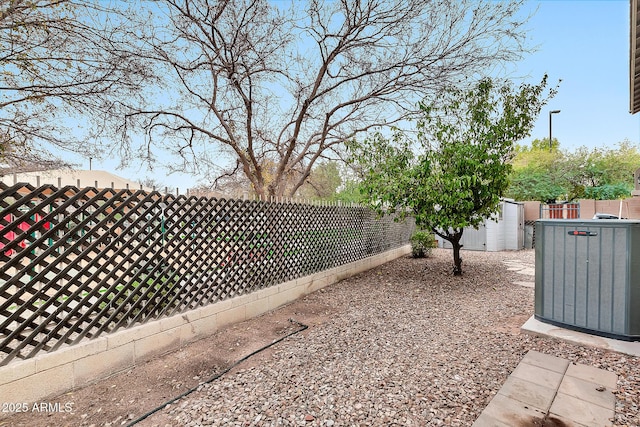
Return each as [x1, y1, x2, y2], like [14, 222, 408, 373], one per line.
[84, 0, 640, 194]
[517, 0, 638, 152]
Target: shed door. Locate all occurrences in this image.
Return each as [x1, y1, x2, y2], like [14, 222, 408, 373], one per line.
[517, 203, 525, 249]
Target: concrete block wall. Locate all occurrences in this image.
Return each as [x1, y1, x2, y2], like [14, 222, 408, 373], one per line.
[523, 201, 541, 222]
[524, 198, 640, 221]
[0, 244, 411, 404]
[577, 198, 640, 219]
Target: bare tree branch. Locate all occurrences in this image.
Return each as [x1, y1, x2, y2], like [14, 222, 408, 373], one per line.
[120, 0, 532, 197]
[0, 0, 152, 168]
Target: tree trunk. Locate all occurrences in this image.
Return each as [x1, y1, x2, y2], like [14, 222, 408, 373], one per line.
[437, 229, 463, 276]
[451, 239, 463, 276]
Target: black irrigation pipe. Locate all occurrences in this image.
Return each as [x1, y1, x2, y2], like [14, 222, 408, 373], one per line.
[126, 318, 308, 426]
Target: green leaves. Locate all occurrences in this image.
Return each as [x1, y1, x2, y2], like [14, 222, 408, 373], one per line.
[506, 139, 640, 201]
[350, 75, 555, 274]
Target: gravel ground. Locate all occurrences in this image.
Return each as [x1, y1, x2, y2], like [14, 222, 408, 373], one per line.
[136, 249, 639, 427]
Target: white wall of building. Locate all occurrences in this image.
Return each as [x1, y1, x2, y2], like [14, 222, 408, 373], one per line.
[434, 200, 524, 252]
[0, 169, 151, 191]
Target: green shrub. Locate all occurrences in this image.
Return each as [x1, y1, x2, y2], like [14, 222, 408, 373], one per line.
[410, 231, 436, 258]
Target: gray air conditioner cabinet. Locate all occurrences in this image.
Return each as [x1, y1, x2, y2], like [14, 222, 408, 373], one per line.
[535, 219, 640, 341]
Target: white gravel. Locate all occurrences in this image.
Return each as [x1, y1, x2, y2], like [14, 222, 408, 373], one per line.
[144, 249, 639, 427]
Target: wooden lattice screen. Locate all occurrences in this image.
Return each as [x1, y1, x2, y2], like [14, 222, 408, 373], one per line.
[0, 182, 414, 366]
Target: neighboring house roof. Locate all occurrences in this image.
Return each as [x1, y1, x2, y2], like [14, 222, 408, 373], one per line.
[631, 0, 640, 113]
[0, 169, 151, 191]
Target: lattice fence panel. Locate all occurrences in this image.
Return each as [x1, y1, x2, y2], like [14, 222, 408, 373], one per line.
[0, 182, 414, 366]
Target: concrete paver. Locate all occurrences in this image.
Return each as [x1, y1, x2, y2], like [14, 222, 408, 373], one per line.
[565, 363, 619, 389]
[522, 312, 640, 358]
[558, 375, 616, 409]
[521, 349, 570, 374]
[550, 392, 614, 427]
[472, 350, 618, 427]
[511, 360, 565, 390]
[480, 393, 547, 425]
[497, 375, 557, 412]
[544, 413, 584, 427]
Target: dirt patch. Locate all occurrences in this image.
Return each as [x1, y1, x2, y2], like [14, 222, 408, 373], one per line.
[493, 314, 531, 336]
[0, 299, 337, 427]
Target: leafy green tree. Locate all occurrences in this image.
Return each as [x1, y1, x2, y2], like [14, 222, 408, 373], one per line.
[298, 161, 342, 200]
[603, 140, 640, 183]
[334, 180, 366, 204]
[506, 139, 640, 201]
[562, 141, 640, 200]
[506, 170, 565, 202]
[584, 183, 632, 200]
[505, 138, 566, 201]
[350, 76, 555, 275]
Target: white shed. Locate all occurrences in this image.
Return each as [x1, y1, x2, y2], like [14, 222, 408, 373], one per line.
[436, 199, 524, 252]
